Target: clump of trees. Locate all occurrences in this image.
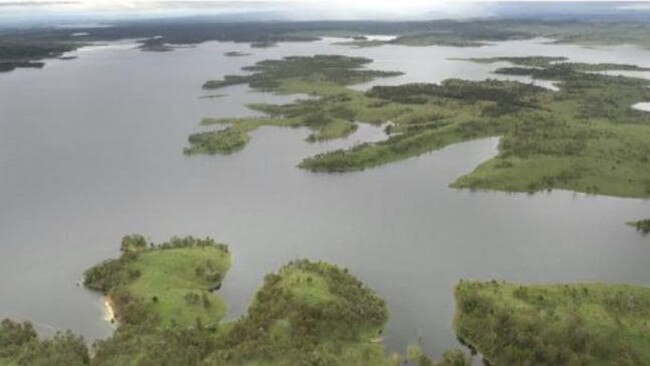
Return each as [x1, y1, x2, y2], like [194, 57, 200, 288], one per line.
[0, 319, 89, 365]
[213, 259, 389, 364]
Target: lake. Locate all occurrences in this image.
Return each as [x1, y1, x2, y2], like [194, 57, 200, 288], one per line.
[1, 37, 649, 359]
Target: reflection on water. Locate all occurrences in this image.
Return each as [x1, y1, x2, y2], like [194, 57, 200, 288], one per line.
[1, 38, 649, 358]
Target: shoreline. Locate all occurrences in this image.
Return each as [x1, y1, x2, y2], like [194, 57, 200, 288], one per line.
[102, 296, 117, 325]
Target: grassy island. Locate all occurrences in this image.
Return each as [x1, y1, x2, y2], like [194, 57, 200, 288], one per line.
[184, 125, 252, 155]
[191, 54, 650, 198]
[4, 234, 436, 365]
[4, 234, 650, 365]
[454, 281, 650, 365]
[83, 235, 231, 328]
[627, 219, 650, 234]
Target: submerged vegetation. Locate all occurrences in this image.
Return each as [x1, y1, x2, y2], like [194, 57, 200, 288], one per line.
[455, 281, 650, 365]
[191, 54, 650, 198]
[627, 219, 650, 234]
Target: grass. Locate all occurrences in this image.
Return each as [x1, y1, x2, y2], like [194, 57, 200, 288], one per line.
[454, 281, 650, 365]
[83, 235, 231, 328]
[306, 118, 358, 142]
[125, 246, 230, 327]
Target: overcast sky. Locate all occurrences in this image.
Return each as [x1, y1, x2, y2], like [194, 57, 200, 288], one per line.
[1, 0, 648, 24]
[1, 0, 645, 11]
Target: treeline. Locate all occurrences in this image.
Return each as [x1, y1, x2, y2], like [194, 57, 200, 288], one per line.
[0, 320, 89, 366]
[366, 79, 544, 109]
[0, 38, 79, 72]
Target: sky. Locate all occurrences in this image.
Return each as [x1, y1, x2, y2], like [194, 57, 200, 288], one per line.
[1, 0, 649, 25]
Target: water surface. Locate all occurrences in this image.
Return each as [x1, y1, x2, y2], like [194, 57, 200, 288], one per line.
[1, 38, 649, 358]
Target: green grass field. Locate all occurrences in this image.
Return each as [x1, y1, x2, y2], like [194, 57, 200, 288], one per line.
[125, 245, 230, 327]
[83, 235, 231, 328]
[455, 281, 650, 365]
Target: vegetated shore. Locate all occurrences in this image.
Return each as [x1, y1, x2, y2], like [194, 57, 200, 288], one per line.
[191, 54, 650, 199]
[2, 234, 649, 365]
[455, 280, 650, 365]
[0, 235, 441, 365]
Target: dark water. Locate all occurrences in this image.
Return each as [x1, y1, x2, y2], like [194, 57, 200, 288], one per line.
[1, 38, 649, 358]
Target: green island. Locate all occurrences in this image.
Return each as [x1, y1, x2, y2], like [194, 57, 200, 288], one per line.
[224, 51, 252, 57]
[3, 235, 649, 365]
[138, 37, 175, 52]
[188, 54, 650, 198]
[627, 219, 650, 234]
[455, 281, 650, 365]
[2, 234, 470, 366]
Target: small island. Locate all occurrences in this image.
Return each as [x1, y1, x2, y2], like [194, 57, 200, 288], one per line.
[224, 51, 252, 57]
[627, 219, 650, 234]
[250, 40, 277, 48]
[138, 37, 175, 52]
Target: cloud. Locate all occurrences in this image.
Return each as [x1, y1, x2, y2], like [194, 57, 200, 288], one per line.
[0, 0, 78, 6]
[618, 3, 650, 11]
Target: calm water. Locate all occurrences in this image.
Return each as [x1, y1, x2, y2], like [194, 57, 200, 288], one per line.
[1, 38, 649, 358]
